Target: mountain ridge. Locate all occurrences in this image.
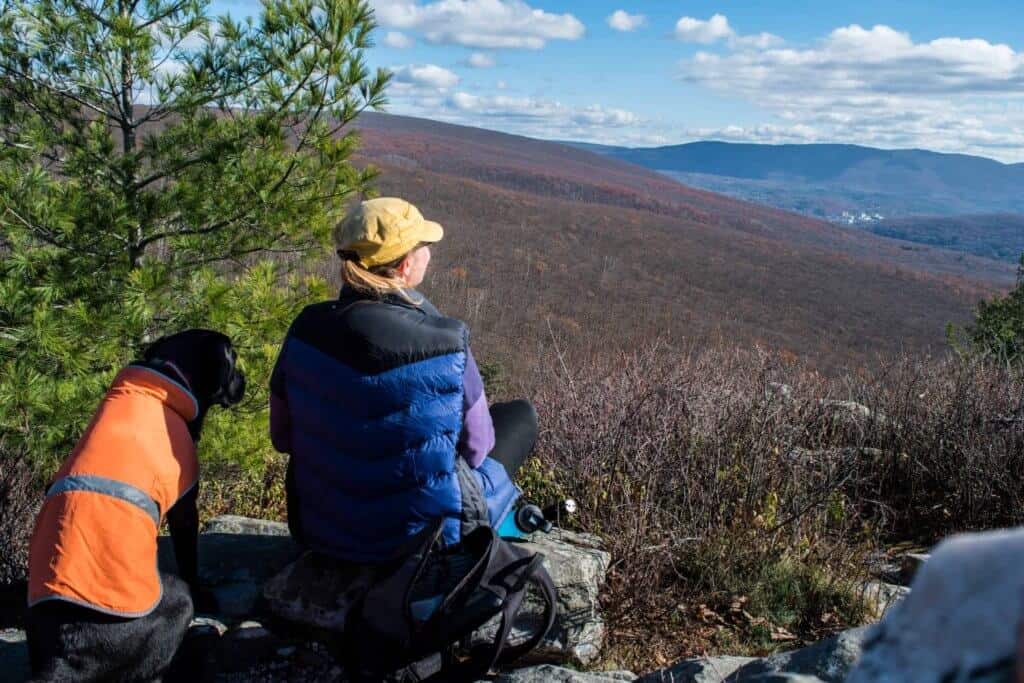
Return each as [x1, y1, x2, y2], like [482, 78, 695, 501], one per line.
[566, 139, 1024, 219]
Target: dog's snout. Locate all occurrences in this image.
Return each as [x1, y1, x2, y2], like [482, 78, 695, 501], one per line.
[221, 369, 246, 407]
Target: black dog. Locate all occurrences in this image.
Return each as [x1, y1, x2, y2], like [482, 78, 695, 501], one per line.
[26, 329, 245, 682]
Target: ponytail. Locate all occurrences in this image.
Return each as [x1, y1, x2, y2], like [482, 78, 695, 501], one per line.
[338, 248, 423, 304]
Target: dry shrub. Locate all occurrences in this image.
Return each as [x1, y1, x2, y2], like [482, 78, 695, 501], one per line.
[199, 456, 289, 523]
[839, 355, 1024, 538]
[527, 343, 1024, 668]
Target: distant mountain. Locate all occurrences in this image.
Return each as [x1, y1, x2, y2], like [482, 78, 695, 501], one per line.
[571, 140, 1024, 222]
[348, 113, 1014, 373]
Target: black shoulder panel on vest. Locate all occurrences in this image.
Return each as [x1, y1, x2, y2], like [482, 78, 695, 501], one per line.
[290, 297, 468, 375]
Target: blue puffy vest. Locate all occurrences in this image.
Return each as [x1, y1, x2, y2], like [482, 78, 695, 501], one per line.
[272, 290, 519, 562]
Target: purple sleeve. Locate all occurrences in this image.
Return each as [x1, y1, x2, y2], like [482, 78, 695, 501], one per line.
[269, 344, 292, 454]
[458, 348, 495, 469]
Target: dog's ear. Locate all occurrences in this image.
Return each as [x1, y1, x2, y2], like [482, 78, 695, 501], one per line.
[211, 340, 246, 408]
[142, 329, 245, 408]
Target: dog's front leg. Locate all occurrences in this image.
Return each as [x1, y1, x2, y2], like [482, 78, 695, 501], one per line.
[166, 486, 217, 613]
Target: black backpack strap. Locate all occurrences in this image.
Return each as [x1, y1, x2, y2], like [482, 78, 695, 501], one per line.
[347, 518, 446, 679]
[429, 553, 557, 683]
[377, 518, 446, 627]
[496, 556, 557, 668]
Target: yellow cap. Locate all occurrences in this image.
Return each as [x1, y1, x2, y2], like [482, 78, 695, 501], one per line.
[333, 197, 444, 268]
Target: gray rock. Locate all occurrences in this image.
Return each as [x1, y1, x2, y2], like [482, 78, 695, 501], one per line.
[729, 627, 868, 682]
[488, 664, 636, 682]
[847, 527, 1024, 683]
[641, 628, 867, 683]
[898, 553, 929, 584]
[739, 676, 824, 683]
[859, 582, 910, 619]
[158, 515, 301, 620]
[817, 399, 873, 420]
[638, 655, 755, 682]
[816, 400, 888, 427]
[203, 516, 292, 537]
[865, 551, 903, 586]
[263, 551, 378, 634]
[478, 528, 611, 667]
[191, 615, 229, 634]
[0, 628, 29, 682]
[784, 448, 885, 467]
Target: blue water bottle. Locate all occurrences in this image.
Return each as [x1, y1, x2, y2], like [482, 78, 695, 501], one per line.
[497, 503, 552, 539]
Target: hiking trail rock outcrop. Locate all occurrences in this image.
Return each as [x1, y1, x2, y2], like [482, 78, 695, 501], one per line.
[175, 515, 610, 679]
[9, 514, 1019, 682]
[1, 515, 613, 681]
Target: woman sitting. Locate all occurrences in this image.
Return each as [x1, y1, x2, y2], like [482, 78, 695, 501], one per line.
[269, 197, 537, 562]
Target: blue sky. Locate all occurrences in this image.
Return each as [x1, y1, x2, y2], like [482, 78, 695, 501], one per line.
[211, 0, 1024, 161]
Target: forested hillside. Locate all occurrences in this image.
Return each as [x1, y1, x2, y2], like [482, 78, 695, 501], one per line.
[341, 113, 1014, 377]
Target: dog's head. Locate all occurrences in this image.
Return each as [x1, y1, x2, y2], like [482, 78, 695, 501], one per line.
[142, 329, 246, 410]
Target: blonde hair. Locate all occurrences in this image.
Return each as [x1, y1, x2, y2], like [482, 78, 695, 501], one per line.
[338, 245, 425, 303]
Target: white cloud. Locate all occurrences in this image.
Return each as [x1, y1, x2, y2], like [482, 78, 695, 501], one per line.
[683, 123, 822, 144]
[428, 92, 644, 140]
[674, 24, 1024, 160]
[370, 0, 584, 49]
[733, 32, 784, 49]
[383, 31, 414, 48]
[465, 52, 496, 68]
[673, 14, 782, 50]
[674, 14, 734, 44]
[496, 80, 507, 89]
[681, 24, 1024, 97]
[607, 10, 645, 32]
[391, 63, 461, 89]
[449, 92, 564, 119]
[572, 105, 639, 126]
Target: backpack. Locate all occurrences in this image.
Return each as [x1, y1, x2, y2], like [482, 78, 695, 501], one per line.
[344, 519, 558, 682]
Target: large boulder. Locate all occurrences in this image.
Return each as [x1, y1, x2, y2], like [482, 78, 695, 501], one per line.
[262, 551, 377, 635]
[846, 527, 1024, 683]
[728, 627, 868, 681]
[641, 627, 868, 683]
[263, 526, 611, 668]
[158, 515, 301, 620]
[638, 655, 755, 682]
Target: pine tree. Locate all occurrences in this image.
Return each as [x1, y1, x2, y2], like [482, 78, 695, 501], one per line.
[0, 0, 388, 472]
[961, 254, 1024, 367]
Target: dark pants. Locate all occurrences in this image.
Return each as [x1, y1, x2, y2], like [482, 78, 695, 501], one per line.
[26, 573, 193, 683]
[487, 399, 538, 478]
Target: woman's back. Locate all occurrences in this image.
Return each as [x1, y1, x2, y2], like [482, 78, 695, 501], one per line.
[272, 289, 477, 562]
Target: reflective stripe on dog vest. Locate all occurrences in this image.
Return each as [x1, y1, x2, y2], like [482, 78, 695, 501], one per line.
[28, 366, 200, 616]
[46, 475, 161, 526]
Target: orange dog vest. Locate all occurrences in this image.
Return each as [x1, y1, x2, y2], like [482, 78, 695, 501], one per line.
[28, 365, 199, 616]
